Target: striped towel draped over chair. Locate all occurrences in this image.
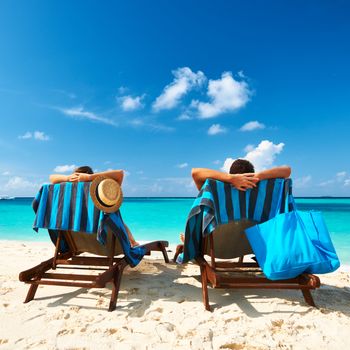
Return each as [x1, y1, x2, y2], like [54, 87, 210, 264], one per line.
[183, 178, 295, 263]
[32, 182, 146, 267]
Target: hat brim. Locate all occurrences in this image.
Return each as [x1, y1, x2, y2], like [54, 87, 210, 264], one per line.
[89, 176, 123, 213]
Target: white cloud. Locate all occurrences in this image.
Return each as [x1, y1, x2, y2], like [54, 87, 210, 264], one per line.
[318, 179, 335, 187]
[153, 67, 206, 111]
[18, 132, 32, 140]
[240, 120, 265, 132]
[221, 140, 285, 172]
[33, 131, 50, 141]
[177, 113, 192, 121]
[319, 171, 349, 187]
[4, 176, 38, 190]
[1, 171, 10, 176]
[194, 72, 251, 119]
[244, 144, 255, 153]
[244, 140, 284, 171]
[177, 162, 188, 169]
[59, 106, 117, 126]
[54, 165, 76, 173]
[221, 158, 235, 172]
[237, 70, 246, 78]
[208, 124, 227, 135]
[18, 131, 50, 141]
[336, 171, 347, 180]
[157, 176, 196, 192]
[118, 86, 128, 94]
[129, 118, 175, 132]
[345, 179, 350, 187]
[119, 94, 145, 111]
[294, 175, 312, 189]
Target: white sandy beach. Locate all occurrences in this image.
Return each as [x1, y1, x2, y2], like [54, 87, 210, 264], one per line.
[1, 240, 350, 350]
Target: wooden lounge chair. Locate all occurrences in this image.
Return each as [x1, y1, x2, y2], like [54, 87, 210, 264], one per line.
[19, 179, 169, 312]
[181, 178, 322, 311]
[19, 228, 169, 311]
[195, 220, 320, 311]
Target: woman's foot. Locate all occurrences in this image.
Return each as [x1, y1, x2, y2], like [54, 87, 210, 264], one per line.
[130, 239, 139, 247]
[180, 233, 185, 243]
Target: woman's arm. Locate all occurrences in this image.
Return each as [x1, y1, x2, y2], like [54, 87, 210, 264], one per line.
[49, 170, 125, 185]
[50, 174, 72, 184]
[256, 166, 291, 180]
[191, 168, 259, 191]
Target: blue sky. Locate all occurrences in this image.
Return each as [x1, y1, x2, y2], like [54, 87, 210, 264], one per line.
[0, 1, 350, 196]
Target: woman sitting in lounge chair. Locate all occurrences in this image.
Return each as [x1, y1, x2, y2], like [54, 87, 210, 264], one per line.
[50, 165, 139, 247]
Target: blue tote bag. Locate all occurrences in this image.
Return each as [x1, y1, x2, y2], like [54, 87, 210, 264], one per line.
[245, 195, 340, 280]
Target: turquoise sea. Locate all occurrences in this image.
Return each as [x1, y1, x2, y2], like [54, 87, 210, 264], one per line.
[0, 197, 349, 265]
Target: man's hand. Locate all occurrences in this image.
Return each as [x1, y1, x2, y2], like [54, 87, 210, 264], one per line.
[229, 173, 260, 191]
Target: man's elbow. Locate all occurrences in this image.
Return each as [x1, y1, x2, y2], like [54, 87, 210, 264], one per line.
[191, 168, 199, 182]
[117, 171, 124, 185]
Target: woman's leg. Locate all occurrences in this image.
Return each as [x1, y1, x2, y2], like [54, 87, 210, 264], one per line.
[124, 224, 139, 247]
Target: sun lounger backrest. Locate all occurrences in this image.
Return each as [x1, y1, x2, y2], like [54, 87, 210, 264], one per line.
[203, 220, 256, 259]
[65, 227, 124, 256]
[183, 178, 294, 262]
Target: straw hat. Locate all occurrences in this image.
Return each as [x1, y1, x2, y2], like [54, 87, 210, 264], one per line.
[89, 176, 123, 213]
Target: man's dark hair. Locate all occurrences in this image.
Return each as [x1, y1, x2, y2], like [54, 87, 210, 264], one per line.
[74, 166, 94, 174]
[229, 159, 255, 174]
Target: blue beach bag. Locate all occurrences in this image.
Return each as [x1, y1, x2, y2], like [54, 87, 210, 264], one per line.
[245, 198, 340, 280]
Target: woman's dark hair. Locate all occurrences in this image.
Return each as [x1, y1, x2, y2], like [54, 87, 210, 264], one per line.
[74, 166, 94, 174]
[229, 159, 255, 174]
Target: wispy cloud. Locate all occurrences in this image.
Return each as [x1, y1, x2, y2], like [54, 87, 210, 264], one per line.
[52, 89, 76, 99]
[153, 67, 206, 111]
[4, 176, 39, 190]
[208, 124, 227, 135]
[54, 164, 76, 173]
[177, 162, 188, 168]
[18, 131, 50, 141]
[128, 118, 175, 132]
[119, 94, 145, 111]
[58, 106, 118, 126]
[177, 113, 192, 121]
[221, 140, 285, 172]
[319, 171, 349, 187]
[193, 72, 251, 119]
[294, 175, 312, 188]
[240, 120, 265, 132]
[118, 86, 128, 94]
[1, 171, 10, 176]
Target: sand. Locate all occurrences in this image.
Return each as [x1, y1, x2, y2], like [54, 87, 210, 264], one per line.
[0, 240, 350, 350]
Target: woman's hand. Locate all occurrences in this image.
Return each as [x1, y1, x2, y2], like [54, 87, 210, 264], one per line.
[67, 173, 91, 182]
[229, 173, 260, 191]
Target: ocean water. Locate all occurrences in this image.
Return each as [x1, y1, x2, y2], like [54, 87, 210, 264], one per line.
[0, 197, 349, 265]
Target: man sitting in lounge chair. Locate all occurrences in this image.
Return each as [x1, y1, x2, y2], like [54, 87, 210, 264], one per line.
[191, 159, 291, 191]
[50, 165, 139, 247]
[178, 159, 291, 246]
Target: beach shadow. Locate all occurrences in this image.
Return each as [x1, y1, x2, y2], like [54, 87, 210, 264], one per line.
[185, 273, 350, 317]
[30, 260, 350, 318]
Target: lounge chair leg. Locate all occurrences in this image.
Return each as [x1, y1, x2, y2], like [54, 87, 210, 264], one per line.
[301, 289, 316, 307]
[200, 264, 211, 311]
[108, 265, 125, 312]
[24, 284, 39, 303]
[159, 242, 170, 263]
